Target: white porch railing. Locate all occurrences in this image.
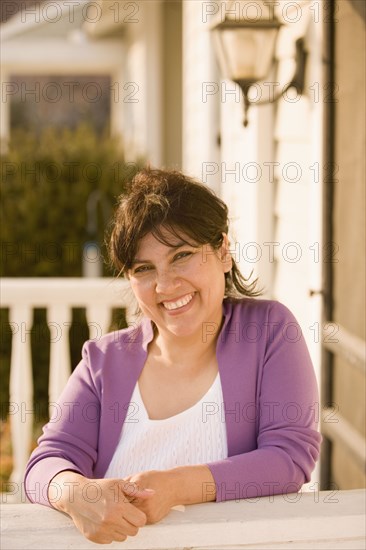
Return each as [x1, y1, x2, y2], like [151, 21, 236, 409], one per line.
[1, 278, 136, 492]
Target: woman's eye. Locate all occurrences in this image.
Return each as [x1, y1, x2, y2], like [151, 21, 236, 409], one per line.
[134, 265, 152, 274]
[174, 251, 192, 261]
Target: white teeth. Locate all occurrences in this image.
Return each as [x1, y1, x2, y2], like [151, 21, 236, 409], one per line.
[162, 293, 193, 311]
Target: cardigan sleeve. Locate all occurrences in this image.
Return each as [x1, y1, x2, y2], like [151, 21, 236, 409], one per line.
[206, 301, 322, 502]
[24, 342, 101, 507]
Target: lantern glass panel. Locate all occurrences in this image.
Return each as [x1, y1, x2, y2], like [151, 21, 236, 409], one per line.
[216, 28, 278, 82]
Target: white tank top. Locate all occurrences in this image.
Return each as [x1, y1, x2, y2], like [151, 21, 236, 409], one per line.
[104, 372, 228, 479]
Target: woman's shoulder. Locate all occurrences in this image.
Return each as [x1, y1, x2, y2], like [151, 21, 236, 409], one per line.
[80, 318, 152, 365]
[221, 298, 304, 354]
[224, 297, 298, 324]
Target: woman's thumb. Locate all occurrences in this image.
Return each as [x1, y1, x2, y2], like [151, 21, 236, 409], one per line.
[122, 481, 155, 499]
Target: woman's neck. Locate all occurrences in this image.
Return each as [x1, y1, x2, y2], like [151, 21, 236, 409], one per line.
[149, 316, 224, 372]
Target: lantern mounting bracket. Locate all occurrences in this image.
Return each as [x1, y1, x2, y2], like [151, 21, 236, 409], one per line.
[235, 38, 307, 126]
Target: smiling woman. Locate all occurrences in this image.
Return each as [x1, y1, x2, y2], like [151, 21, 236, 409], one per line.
[24, 169, 322, 545]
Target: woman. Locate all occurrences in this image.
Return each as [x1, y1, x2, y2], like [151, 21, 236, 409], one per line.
[25, 169, 321, 544]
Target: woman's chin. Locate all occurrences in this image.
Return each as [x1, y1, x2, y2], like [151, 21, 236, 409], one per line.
[150, 316, 200, 340]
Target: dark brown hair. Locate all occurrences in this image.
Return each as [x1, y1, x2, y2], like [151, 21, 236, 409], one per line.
[108, 168, 261, 298]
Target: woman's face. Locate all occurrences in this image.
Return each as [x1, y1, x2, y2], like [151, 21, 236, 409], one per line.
[127, 228, 232, 340]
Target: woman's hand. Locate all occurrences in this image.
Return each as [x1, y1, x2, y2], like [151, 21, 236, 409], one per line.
[124, 464, 217, 524]
[49, 471, 155, 544]
[123, 470, 177, 524]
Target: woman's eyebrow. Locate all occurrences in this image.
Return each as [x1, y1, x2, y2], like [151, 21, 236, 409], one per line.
[167, 240, 193, 250]
[131, 259, 149, 266]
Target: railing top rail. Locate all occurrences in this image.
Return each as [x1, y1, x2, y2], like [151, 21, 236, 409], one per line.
[323, 321, 366, 375]
[1, 277, 133, 308]
[321, 408, 366, 471]
[1, 489, 365, 549]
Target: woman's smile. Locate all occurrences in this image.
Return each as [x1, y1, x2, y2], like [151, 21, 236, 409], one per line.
[160, 292, 196, 313]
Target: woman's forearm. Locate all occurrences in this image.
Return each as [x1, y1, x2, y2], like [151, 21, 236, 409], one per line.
[168, 464, 216, 505]
[48, 470, 87, 513]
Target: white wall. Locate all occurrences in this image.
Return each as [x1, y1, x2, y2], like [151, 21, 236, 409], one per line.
[272, 1, 323, 379]
[182, 1, 275, 293]
[182, 1, 221, 192]
[122, 0, 164, 166]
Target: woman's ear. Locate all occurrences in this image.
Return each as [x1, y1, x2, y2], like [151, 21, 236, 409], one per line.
[220, 233, 233, 273]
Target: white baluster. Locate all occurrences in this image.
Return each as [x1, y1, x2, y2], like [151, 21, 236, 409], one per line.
[47, 306, 72, 412]
[9, 306, 34, 493]
[86, 306, 111, 339]
[107, 279, 138, 329]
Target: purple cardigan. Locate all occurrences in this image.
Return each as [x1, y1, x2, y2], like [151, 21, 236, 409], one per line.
[25, 298, 321, 505]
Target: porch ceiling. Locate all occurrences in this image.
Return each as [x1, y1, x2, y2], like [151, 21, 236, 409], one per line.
[83, 0, 132, 38]
[1, 39, 125, 73]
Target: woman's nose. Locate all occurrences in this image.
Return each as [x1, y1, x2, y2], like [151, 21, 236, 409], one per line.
[155, 269, 181, 294]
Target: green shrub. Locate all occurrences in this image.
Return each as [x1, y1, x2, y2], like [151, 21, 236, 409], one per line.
[1, 124, 142, 277]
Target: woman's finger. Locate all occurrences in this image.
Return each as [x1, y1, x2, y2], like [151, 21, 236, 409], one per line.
[111, 531, 127, 543]
[120, 501, 148, 528]
[118, 517, 140, 537]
